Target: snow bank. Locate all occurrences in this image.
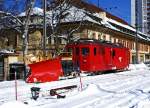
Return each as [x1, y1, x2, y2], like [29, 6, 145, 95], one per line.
[129, 63, 149, 71]
[0, 101, 31, 108]
[80, 84, 101, 96]
[137, 100, 150, 108]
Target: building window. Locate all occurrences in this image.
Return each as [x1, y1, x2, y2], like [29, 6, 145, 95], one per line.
[98, 34, 101, 40]
[131, 43, 134, 50]
[114, 38, 116, 43]
[103, 35, 106, 40]
[122, 40, 126, 47]
[54, 37, 62, 44]
[92, 33, 96, 39]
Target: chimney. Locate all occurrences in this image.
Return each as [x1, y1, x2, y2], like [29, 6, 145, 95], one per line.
[99, 12, 107, 22]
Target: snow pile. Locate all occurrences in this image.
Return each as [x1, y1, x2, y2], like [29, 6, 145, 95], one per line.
[80, 84, 101, 95]
[0, 101, 31, 108]
[137, 100, 150, 108]
[129, 63, 149, 71]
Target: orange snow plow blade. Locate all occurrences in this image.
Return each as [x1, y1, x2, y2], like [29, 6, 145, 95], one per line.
[26, 57, 63, 83]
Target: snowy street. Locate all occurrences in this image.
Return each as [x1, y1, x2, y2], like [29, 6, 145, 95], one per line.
[0, 64, 150, 108]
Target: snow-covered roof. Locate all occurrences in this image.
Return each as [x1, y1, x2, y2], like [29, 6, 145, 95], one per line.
[57, 5, 150, 42]
[107, 18, 136, 32]
[45, 6, 103, 27]
[0, 49, 14, 54]
[16, 4, 150, 42]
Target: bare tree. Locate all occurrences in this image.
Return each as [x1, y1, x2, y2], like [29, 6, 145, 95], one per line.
[0, 0, 102, 59]
[46, 0, 89, 56]
[0, 0, 35, 66]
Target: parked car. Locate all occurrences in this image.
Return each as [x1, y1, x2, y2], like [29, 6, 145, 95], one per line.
[144, 61, 150, 68]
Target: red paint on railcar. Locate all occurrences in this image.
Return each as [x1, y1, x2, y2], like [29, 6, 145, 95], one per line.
[26, 57, 63, 83]
[66, 39, 130, 73]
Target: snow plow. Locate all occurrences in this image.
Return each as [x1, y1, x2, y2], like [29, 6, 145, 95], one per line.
[26, 57, 63, 83]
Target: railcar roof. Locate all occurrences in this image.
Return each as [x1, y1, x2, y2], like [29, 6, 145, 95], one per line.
[70, 38, 125, 48]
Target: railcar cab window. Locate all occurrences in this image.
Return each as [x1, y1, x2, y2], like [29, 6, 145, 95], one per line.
[94, 47, 97, 56]
[82, 47, 89, 56]
[76, 47, 80, 55]
[112, 50, 116, 58]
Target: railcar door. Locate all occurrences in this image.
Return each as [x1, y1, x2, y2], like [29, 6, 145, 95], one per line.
[80, 46, 90, 71]
[113, 48, 127, 70]
[105, 47, 113, 70]
[73, 45, 90, 72]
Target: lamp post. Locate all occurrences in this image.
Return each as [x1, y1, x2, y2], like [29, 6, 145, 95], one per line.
[135, 0, 139, 64]
[43, 0, 47, 60]
[98, 0, 100, 8]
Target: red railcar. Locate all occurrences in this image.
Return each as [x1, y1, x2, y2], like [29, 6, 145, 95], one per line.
[66, 39, 130, 73]
[26, 39, 130, 83]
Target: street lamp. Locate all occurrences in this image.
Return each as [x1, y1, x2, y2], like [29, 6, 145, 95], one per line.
[43, 0, 47, 59]
[135, 25, 139, 64]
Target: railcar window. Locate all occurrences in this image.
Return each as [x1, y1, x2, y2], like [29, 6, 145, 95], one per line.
[76, 47, 79, 55]
[82, 48, 89, 56]
[112, 50, 116, 58]
[94, 47, 97, 56]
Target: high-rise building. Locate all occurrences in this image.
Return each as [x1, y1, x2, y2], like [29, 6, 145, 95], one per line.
[0, 1, 3, 11]
[131, 0, 150, 36]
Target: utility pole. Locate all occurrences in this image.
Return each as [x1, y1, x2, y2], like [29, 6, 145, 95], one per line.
[43, 0, 47, 60]
[135, 0, 139, 64]
[98, 0, 100, 8]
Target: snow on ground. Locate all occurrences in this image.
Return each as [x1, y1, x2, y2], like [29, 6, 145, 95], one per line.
[0, 63, 150, 108]
[0, 101, 32, 108]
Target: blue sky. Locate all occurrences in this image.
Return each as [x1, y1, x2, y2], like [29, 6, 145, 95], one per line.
[88, 0, 131, 24]
[2, 0, 131, 24]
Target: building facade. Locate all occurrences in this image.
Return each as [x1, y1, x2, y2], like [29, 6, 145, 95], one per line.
[131, 0, 150, 35]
